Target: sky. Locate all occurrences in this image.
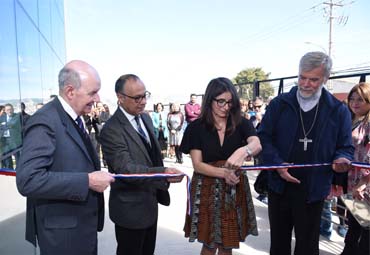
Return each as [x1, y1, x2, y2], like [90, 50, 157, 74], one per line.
[64, 0, 370, 106]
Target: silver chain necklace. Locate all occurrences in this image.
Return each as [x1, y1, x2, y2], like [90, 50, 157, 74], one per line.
[298, 103, 319, 151]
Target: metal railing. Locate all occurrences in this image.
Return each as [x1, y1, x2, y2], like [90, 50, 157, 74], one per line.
[234, 71, 370, 99]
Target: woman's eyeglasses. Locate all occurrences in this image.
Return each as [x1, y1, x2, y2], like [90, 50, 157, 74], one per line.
[213, 98, 233, 107]
[119, 91, 151, 103]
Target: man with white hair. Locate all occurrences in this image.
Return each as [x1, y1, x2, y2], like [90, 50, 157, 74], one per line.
[16, 60, 115, 255]
[258, 52, 354, 255]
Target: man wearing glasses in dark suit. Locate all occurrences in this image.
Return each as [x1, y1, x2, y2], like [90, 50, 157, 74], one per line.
[100, 74, 183, 255]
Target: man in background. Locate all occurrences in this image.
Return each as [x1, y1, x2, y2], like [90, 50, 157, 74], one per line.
[185, 93, 201, 123]
[0, 103, 22, 169]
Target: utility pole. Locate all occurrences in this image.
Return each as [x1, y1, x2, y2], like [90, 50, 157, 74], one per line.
[323, 0, 352, 58]
[322, 0, 352, 91]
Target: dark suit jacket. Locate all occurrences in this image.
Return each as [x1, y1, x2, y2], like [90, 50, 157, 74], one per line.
[100, 108, 169, 229]
[16, 98, 104, 255]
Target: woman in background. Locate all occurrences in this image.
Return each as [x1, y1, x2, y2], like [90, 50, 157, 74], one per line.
[167, 102, 184, 163]
[341, 82, 370, 255]
[152, 102, 169, 159]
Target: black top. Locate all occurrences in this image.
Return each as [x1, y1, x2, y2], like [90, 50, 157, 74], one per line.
[180, 118, 256, 163]
[289, 97, 323, 183]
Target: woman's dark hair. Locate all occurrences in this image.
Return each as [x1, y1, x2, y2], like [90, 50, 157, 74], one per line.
[199, 77, 241, 134]
[155, 102, 163, 112]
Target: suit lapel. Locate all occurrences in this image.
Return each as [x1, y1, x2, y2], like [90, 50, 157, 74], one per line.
[53, 98, 96, 165]
[115, 109, 152, 163]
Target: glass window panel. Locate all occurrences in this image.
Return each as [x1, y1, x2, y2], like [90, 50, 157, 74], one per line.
[0, 1, 64, 254]
[17, 0, 38, 26]
[40, 37, 60, 101]
[15, 2, 42, 101]
[51, 2, 66, 61]
[38, 0, 51, 43]
[0, 0, 22, 167]
[55, 0, 65, 23]
[0, 0, 20, 101]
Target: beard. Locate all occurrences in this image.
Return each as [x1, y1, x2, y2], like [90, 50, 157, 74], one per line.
[297, 85, 323, 112]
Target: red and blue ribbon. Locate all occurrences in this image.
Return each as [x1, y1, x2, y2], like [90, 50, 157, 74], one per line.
[239, 162, 332, 171]
[2, 162, 370, 216]
[0, 168, 16, 176]
[115, 172, 192, 215]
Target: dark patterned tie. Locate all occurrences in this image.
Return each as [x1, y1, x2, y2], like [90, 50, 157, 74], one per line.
[134, 115, 149, 143]
[75, 116, 88, 137]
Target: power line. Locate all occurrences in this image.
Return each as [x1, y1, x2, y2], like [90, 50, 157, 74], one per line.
[322, 0, 355, 57]
[238, 3, 324, 47]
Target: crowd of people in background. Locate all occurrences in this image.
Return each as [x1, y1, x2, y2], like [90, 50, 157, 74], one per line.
[0, 89, 269, 173]
[149, 94, 201, 164]
[1, 91, 203, 170]
[0, 98, 111, 169]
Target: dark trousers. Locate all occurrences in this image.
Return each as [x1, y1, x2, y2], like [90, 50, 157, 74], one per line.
[268, 186, 324, 255]
[341, 211, 369, 255]
[174, 145, 182, 163]
[115, 223, 157, 255]
[1, 151, 19, 169]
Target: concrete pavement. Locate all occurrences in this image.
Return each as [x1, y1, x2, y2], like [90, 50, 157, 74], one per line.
[0, 155, 345, 254]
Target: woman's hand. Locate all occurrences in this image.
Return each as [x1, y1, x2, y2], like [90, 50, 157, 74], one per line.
[224, 147, 247, 170]
[353, 184, 367, 200]
[352, 174, 369, 200]
[223, 168, 240, 185]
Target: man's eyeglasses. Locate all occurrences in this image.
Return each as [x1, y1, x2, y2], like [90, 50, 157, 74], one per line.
[119, 91, 151, 103]
[213, 98, 233, 107]
[254, 105, 263, 109]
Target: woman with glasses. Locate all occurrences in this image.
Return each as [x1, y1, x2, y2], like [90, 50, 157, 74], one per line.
[180, 77, 262, 255]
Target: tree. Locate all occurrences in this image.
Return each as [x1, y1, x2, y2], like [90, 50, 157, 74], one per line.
[232, 67, 274, 100]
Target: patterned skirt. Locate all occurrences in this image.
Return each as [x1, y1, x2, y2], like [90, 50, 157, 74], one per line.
[184, 171, 258, 249]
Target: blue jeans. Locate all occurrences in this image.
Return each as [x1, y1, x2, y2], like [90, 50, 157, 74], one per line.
[320, 199, 332, 237]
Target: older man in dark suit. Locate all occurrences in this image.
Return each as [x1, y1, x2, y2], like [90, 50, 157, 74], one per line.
[100, 74, 183, 255]
[16, 60, 115, 255]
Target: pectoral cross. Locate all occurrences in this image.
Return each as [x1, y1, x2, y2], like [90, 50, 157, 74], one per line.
[299, 136, 312, 151]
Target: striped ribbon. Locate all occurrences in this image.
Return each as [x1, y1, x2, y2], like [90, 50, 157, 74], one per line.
[115, 172, 192, 215]
[2, 162, 369, 216]
[0, 168, 16, 176]
[239, 162, 332, 171]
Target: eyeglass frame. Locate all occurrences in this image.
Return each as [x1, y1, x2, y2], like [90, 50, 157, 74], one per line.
[118, 91, 151, 103]
[213, 98, 233, 107]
